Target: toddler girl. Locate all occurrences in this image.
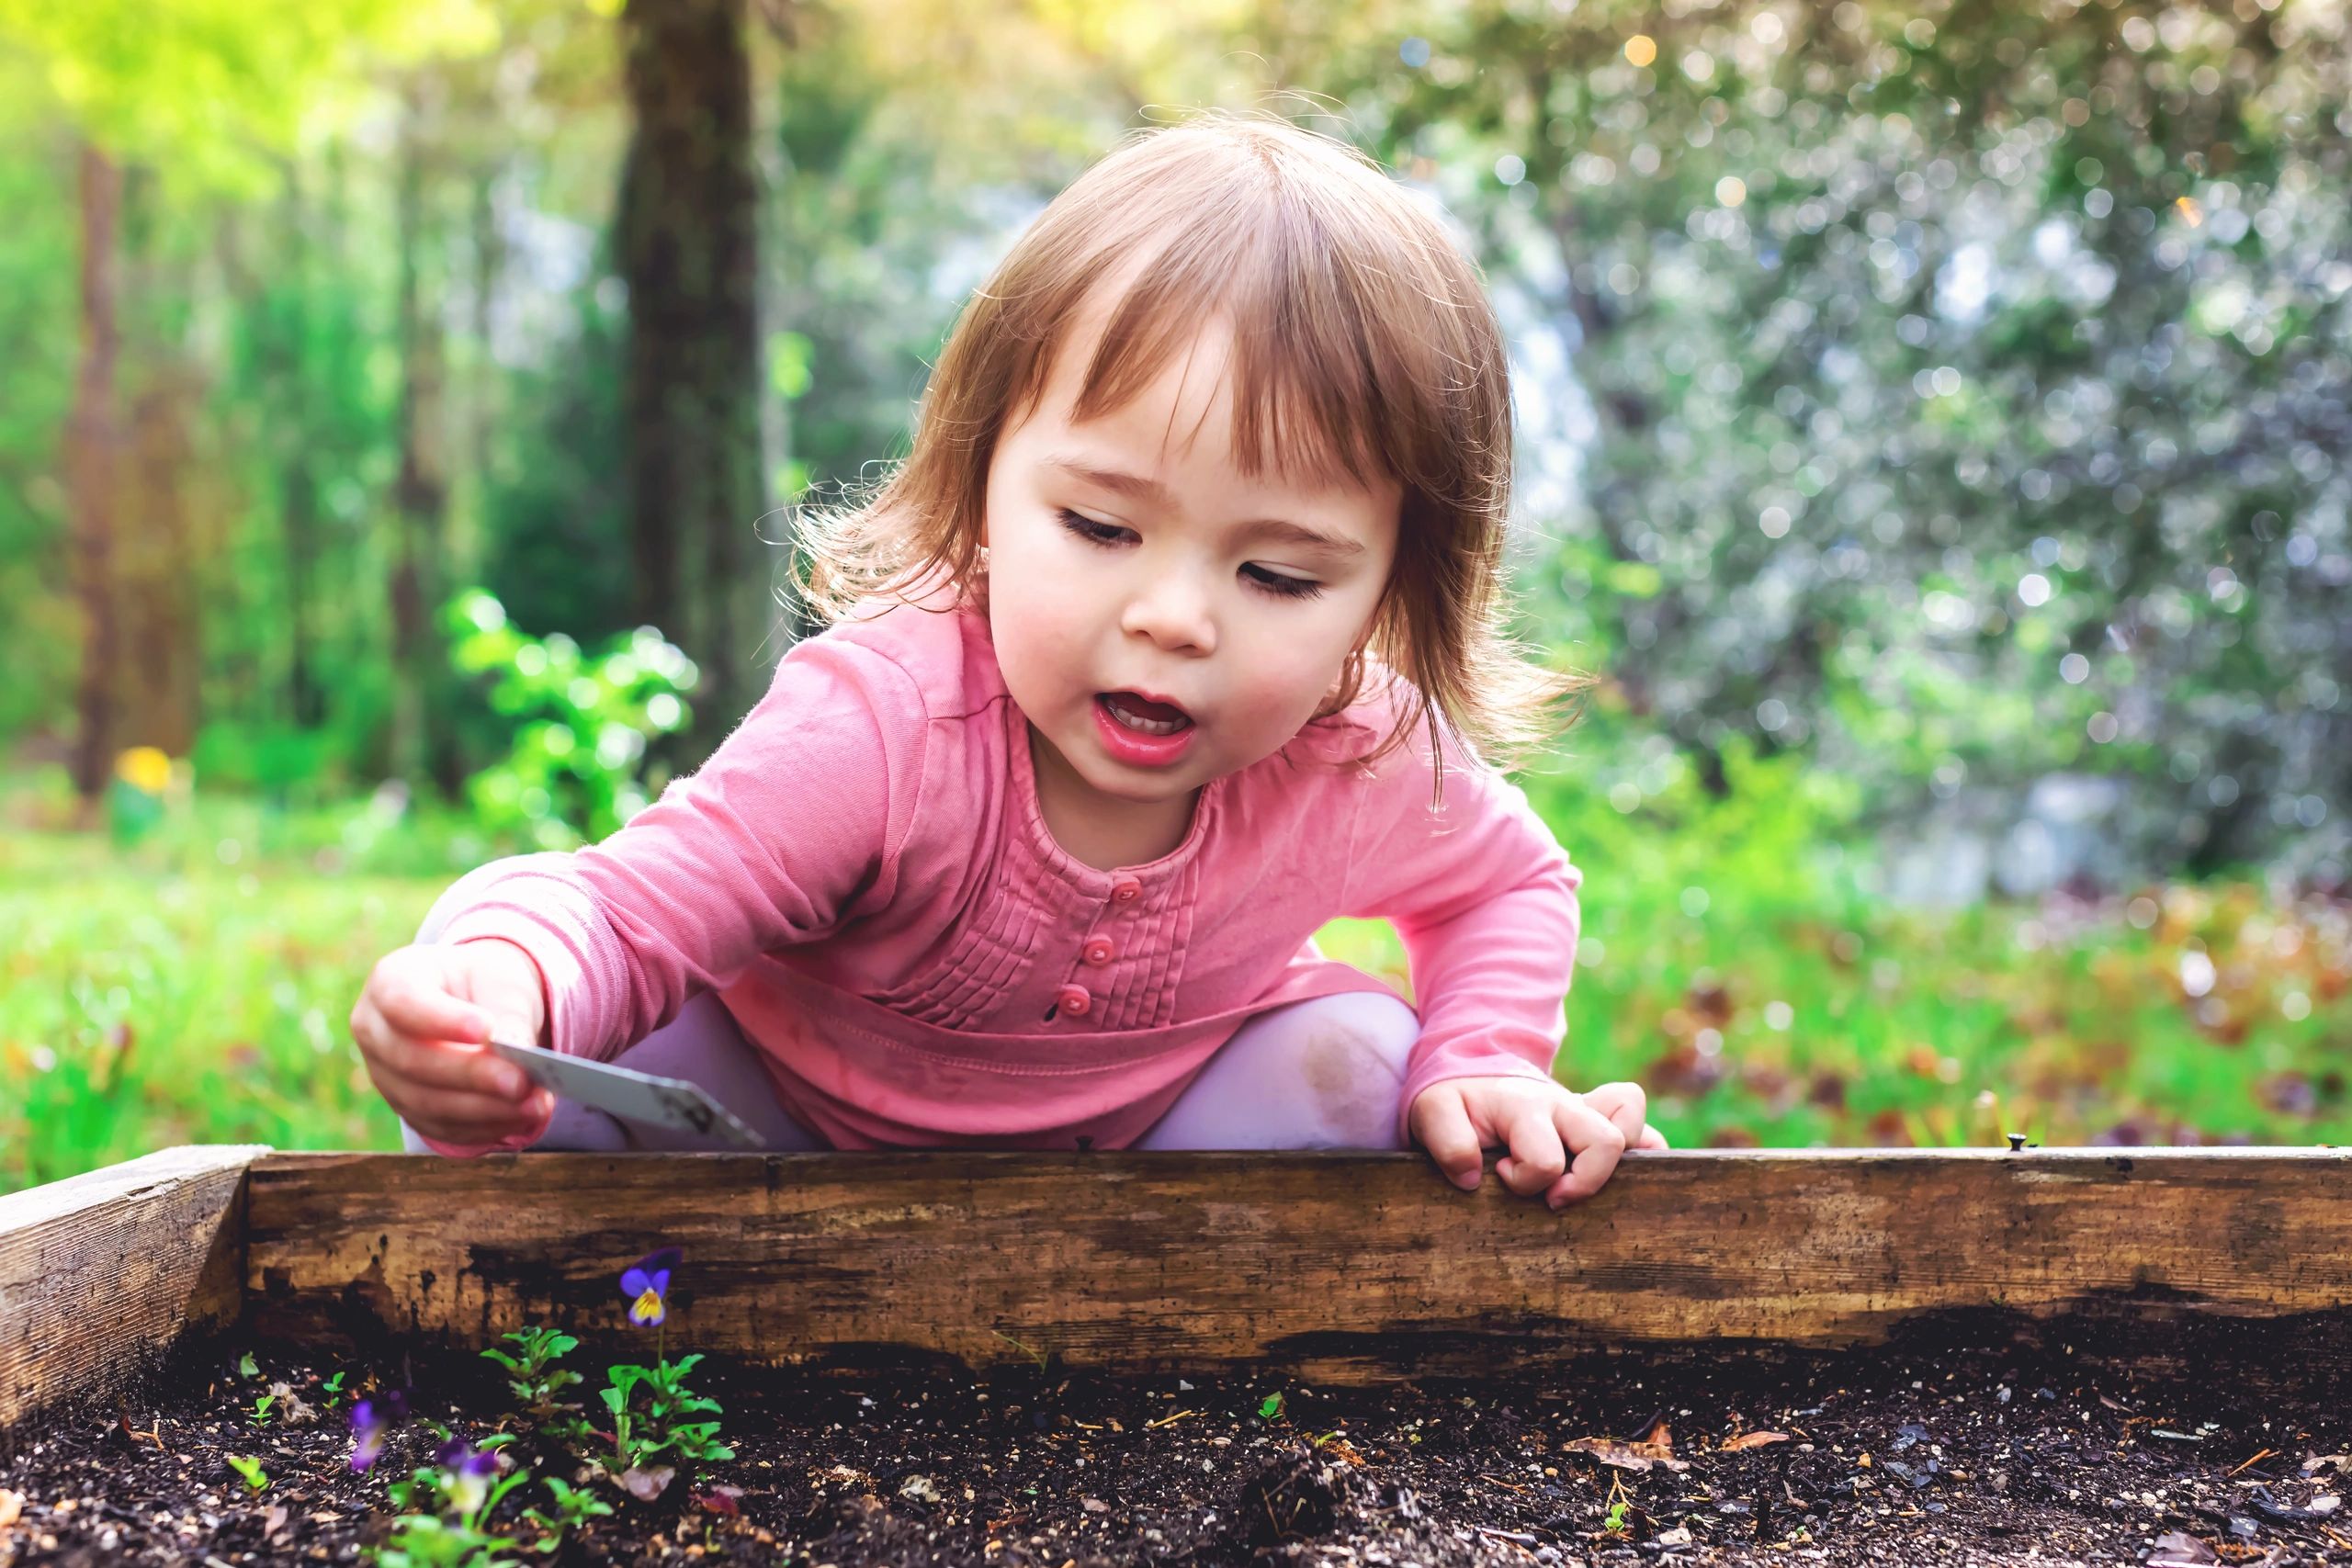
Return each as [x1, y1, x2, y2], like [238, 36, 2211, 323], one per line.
[350, 110, 1666, 1209]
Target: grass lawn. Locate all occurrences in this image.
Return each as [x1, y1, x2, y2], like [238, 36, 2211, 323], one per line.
[4, 778, 2346, 1195]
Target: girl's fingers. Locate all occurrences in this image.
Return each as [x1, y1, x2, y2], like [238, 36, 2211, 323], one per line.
[1545, 1097, 1629, 1208]
[383, 1081, 552, 1142]
[368, 961, 494, 1047]
[396, 1086, 548, 1145]
[1493, 1099, 1569, 1197]
[1411, 1089, 1485, 1190]
[353, 1004, 531, 1100]
[1582, 1080, 1650, 1146]
[1638, 1124, 1671, 1150]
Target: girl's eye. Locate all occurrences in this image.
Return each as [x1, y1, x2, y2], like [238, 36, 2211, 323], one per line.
[1055, 510, 1327, 602]
[1241, 565, 1325, 600]
[1057, 510, 1130, 547]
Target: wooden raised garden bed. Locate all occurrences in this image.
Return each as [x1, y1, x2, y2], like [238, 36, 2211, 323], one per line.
[4, 1146, 2350, 1565]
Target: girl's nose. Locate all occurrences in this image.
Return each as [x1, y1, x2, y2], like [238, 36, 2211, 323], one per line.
[1119, 570, 1216, 655]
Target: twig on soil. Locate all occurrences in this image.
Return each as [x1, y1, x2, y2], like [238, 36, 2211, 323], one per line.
[114, 1407, 166, 1453]
[1144, 1409, 1198, 1429]
[2232, 1448, 2279, 1475]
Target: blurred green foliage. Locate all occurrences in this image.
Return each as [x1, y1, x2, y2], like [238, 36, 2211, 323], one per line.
[1328, 0, 2352, 879]
[445, 589, 697, 849]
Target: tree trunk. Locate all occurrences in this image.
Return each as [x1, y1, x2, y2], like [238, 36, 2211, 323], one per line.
[265, 164, 326, 730]
[463, 161, 502, 584]
[67, 141, 122, 811]
[118, 367, 204, 757]
[617, 0, 767, 747]
[390, 82, 455, 793]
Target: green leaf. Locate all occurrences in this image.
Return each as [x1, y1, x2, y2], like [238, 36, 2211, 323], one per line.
[1259, 1392, 1285, 1420]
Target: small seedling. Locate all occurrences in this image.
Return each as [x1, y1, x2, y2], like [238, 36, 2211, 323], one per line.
[1602, 1473, 1634, 1537]
[321, 1371, 349, 1408]
[482, 1328, 588, 1445]
[226, 1454, 269, 1493]
[1259, 1392, 1286, 1421]
[521, 1475, 615, 1552]
[247, 1393, 277, 1427]
[236, 1352, 260, 1380]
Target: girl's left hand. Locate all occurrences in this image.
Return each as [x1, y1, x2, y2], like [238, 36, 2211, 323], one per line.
[1408, 1077, 1669, 1210]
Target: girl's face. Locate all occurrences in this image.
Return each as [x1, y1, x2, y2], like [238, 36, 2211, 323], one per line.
[981, 304, 1401, 847]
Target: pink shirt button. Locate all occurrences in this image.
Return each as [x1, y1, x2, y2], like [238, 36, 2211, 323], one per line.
[1110, 876, 1143, 905]
[1081, 936, 1114, 966]
[1055, 983, 1092, 1018]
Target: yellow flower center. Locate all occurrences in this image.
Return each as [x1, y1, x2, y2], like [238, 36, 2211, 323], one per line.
[633, 1287, 664, 1323]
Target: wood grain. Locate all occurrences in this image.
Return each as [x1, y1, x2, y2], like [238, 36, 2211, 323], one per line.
[0, 1145, 267, 1426]
[240, 1147, 2352, 1382]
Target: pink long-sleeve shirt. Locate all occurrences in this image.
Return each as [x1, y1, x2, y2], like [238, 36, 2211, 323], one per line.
[427, 579, 1582, 1156]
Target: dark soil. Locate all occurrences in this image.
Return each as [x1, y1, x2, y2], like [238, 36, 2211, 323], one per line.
[5, 1314, 2350, 1568]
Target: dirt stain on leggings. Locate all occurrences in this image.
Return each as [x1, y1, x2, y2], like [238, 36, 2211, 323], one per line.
[1302, 1022, 1408, 1145]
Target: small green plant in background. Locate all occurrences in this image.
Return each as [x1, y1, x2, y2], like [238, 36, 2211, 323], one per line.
[225, 1455, 269, 1493]
[481, 1327, 588, 1446]
[444, 590, 697, 851]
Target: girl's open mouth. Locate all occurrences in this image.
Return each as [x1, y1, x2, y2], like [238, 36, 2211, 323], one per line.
[1091, 692, 1197, 767]
[1100, 692, 1193, 735]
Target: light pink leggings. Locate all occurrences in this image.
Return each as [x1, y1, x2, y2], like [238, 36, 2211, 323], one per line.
[397, 854, 1421, 1155]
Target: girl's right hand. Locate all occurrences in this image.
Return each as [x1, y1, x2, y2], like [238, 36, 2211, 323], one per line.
[349, 940, 554, 1146]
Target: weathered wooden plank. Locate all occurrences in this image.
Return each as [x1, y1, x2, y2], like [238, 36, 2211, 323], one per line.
[0, 1145, 267, 1426]
[241, 1147, 2352, 1382]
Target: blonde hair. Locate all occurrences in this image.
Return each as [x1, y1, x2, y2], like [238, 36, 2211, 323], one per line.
[793, 107, 1588, 802]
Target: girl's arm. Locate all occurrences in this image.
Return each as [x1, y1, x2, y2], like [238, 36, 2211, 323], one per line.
[432, 635, 931, 1066]
[1335, 705, 1581, 1147]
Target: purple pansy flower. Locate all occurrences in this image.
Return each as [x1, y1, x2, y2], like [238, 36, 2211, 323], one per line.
[620, 1247, 683, 1327]
[349, 1387, 413, 1474]
[350, 1401, 388, 1473]
[437, 1440, 502, 1514]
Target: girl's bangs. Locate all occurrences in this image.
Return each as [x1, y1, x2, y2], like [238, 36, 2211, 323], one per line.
[1044, 232, 1402, 502]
